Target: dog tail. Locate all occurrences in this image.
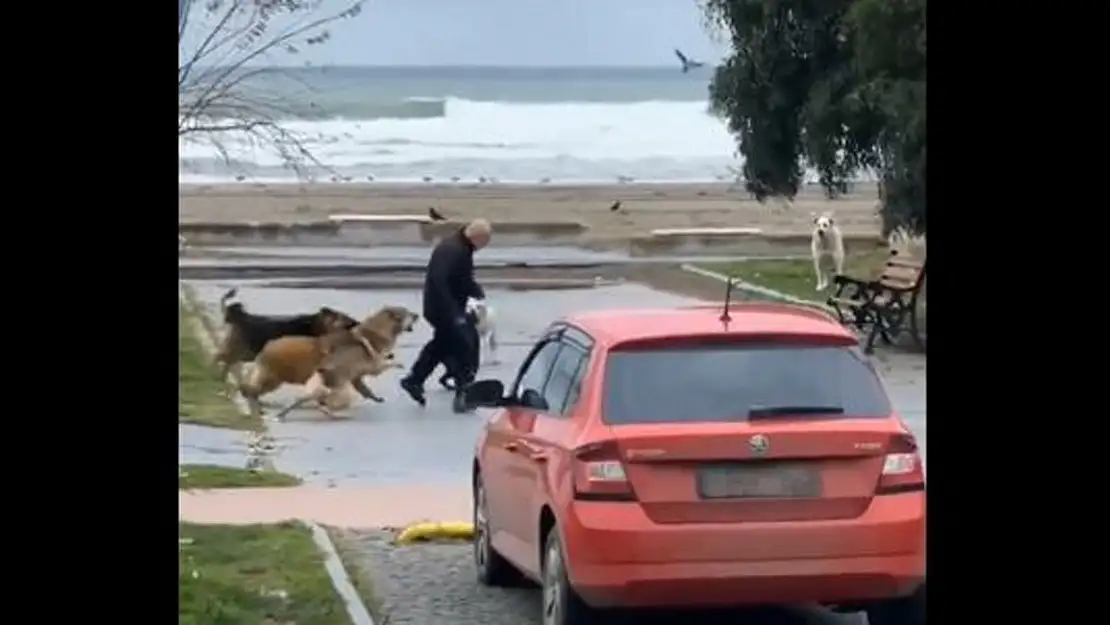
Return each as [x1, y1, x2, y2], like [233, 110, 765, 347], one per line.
[220, 288, 245, 324]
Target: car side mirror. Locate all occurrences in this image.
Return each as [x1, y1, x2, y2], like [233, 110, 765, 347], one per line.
[519, 389, 549, 411]
[461, 379, 507, 408]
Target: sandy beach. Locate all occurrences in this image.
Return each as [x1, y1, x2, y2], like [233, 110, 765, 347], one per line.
[179, 182, 883, 242]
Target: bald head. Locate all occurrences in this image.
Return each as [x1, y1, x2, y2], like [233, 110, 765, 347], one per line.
[464, 219, 492, 250]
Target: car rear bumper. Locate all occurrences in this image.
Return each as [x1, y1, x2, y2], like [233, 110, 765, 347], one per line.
[562, 492, 925, 609]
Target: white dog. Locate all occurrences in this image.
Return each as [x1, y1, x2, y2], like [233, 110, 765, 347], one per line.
[466, 297, 499, 366]
[810, 212, 845, 291]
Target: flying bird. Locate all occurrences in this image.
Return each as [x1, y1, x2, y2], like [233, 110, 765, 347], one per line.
[609, 201, 623, 213]
[428, 206, 448, 222]
[674, 49, 705, 73]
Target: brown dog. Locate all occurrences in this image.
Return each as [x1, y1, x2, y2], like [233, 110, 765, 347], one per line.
[241, 305, 419, 419]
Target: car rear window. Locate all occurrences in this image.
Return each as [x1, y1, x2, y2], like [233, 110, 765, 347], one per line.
[602, 344, 892, 424]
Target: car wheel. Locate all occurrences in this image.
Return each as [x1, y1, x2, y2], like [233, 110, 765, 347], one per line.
[542, 530, 596, 625]
[864, 583, 925, 625]
[473, 474, 522, 586]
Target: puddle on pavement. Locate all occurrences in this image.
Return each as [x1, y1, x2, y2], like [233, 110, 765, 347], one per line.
[183, 282, 927, 488]
[179, 424, 281, 472]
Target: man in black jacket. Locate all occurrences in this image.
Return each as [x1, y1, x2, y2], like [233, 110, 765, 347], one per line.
[400, 219, 491, 411]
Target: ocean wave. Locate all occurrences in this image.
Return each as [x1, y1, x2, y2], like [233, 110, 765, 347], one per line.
[191, 96, 448, 121]
[179, 97, 744, 183]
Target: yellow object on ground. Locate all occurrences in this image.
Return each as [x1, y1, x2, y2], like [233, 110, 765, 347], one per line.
[396, 521, 475, 544]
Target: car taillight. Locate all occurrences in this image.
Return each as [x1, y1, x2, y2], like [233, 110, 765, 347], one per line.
[876, 433, 925, 495]
[572, 440, 636, 501]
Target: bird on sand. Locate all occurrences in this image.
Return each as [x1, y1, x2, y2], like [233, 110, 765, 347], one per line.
[428, 206, 448, 222]
[609, 200, 623, 213]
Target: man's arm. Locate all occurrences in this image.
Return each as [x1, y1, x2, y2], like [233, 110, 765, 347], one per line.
[462, 253, 485, 300]
[428, 246, 465, 322]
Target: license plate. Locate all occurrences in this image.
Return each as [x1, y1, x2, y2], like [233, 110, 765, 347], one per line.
[697, 463, 821, 499]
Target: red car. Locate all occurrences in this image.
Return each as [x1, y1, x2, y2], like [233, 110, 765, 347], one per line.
[466, 302, 925, 625]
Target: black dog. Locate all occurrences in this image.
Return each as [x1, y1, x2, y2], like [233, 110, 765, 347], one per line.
[214, 288, 359, 379]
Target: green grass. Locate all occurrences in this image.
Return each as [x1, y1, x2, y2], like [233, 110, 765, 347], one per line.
[179, 464, 301, 489]
[179, 522, 350, 625]
[698, 249, 893, 304]
[179, 299, 261, 431]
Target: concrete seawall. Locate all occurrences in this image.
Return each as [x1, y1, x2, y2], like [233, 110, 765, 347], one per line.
[179, 219, 589, 247]
[179, 218, 886, 257]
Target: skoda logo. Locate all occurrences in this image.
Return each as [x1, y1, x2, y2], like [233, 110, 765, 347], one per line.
[749, 434, 770, 455]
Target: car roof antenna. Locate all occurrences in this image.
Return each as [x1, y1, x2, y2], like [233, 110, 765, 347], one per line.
[720, 276, 733, 326]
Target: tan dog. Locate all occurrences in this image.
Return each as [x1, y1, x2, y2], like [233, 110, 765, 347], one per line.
[240, 305, 419, 419]
[274, 342, 402, 420]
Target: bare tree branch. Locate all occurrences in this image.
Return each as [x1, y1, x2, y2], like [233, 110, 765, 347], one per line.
[178, 0, 363, 178]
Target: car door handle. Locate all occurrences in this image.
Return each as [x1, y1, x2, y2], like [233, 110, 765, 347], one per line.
[519, 441, 548, 461]
[503, 441, 546, 460]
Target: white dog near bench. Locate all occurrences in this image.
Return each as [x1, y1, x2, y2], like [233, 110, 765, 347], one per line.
[810, 212, 845, 291]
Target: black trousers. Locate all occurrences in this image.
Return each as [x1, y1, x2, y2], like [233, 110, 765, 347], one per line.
[409, 320, 479, 388]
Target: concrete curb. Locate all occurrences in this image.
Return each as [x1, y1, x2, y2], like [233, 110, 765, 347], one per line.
[680, 263, 834, 312]
[308, 522, 377, 625]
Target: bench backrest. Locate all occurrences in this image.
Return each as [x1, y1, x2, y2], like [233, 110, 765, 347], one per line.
[878, 251, 926, 291]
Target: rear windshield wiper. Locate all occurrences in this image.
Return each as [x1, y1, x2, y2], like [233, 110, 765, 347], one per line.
[747, 405, 845, 419]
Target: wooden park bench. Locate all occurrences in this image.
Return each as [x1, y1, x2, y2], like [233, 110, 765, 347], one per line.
[827, 251, 927, 354]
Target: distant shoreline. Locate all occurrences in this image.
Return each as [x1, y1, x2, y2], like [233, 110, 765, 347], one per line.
[177, 181, 883, 242]
[201, 64, 693, 71]
[178, 180, 878, 193]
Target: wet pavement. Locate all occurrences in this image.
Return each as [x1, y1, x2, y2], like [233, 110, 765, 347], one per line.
[179, 424, 253, 467]
[182, 280, 926, 488]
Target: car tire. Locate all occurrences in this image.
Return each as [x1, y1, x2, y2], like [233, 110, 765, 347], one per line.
[473, 474, 522, 586]
[864, 583, 925, 625]
[542, 530, 597, 625]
